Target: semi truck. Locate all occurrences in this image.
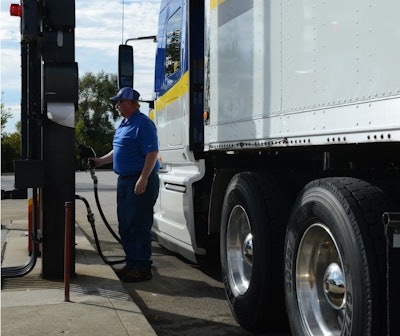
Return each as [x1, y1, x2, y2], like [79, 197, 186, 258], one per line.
[121, 0, 400, 334]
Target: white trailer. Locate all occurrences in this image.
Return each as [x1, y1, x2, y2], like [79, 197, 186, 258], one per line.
[122, 0, 400, 334]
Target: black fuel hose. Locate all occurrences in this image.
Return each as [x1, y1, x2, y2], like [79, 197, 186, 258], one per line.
[1, 188, 39, 279]
[90, 169, 121, 244]
[75, 194, 124, 265]
[76, 143, 124, 264]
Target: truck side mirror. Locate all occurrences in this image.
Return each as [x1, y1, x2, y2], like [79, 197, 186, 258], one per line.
[118, 44, 133, 89]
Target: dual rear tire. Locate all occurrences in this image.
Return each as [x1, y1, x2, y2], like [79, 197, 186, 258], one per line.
[220, 172, 289, 331]
[221, 174, 389, 335]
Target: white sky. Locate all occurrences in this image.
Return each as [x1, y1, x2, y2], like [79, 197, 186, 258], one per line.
[0, 0, 161, 133]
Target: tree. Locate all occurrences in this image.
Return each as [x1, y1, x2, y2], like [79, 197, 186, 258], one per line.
[1, 96, 21, 173]
[1, 94, 12, 137]
[76, 71, 119, 167]
[1, 132, 21, 173]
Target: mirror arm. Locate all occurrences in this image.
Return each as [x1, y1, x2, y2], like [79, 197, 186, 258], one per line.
[140, 100, 154, 109]
[125, 35, 157, 44]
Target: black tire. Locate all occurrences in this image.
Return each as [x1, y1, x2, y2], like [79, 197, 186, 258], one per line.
[284, 177, 389, 336]
[220, 172, 289, 331]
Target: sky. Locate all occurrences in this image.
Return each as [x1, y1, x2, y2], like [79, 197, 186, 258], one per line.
[0, 0, 161, 133]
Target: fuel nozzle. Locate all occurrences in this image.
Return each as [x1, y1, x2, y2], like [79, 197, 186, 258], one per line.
[89, 165, 97, 183]
[77, 143, 97, 182]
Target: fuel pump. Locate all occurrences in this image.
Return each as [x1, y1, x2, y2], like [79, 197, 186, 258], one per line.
[3, 0, 77, 280]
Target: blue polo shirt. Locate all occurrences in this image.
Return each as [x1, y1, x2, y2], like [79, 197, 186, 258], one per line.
[113, 111, 160, 176]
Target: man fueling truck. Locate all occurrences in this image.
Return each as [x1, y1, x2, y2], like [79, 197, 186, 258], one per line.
[120, 0, 400, 335]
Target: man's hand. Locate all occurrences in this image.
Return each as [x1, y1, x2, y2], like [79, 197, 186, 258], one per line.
[88, 157, 101, 168]
[134, 175, 148, 195]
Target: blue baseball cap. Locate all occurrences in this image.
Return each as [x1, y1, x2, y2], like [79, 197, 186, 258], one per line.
[110, 87, 140, 101]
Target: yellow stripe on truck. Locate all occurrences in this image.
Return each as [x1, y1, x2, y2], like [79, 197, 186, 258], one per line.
[154, 71, 189, 112]
[210, 0, 226, 10]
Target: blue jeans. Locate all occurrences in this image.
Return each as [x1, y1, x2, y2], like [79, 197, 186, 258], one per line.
[117, 173, 159, 269]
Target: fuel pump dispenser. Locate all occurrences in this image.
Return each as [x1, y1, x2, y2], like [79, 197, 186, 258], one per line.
[4, 0, 122, 280]
[3, 0, 77, 280]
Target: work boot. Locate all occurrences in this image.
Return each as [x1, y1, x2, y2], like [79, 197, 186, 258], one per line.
[120, 268, 152, 282]
[114, 265, 129, 278]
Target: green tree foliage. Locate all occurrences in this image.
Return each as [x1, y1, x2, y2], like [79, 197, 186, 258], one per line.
[1, 96, 12, 136]
[1, 98, 21, 173]
[1, 133, 21, 173]
[76, 72, 119, 165]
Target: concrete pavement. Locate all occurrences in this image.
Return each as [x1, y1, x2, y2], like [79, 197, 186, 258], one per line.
[1, 181, 157, 336]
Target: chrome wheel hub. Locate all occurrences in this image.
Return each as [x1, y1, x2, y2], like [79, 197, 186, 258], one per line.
[226, 205, 253, 296]
[243, 233, 253, 266]
[323, 262, 346, 309]
[296, 224, 347, 335]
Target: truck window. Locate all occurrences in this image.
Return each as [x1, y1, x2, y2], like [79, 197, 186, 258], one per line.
[165, 8, 182, 78]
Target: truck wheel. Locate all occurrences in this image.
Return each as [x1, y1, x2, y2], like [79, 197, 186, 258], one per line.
[284, 177, 388, 336]
[220, 172, 289, 331]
